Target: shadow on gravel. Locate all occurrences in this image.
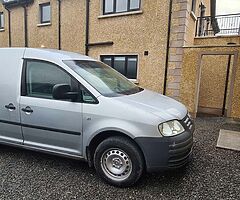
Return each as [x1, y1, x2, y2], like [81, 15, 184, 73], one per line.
[0, 144, 90, 171]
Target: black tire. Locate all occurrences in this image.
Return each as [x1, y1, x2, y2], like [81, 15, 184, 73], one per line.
[94, 136, 144, 187]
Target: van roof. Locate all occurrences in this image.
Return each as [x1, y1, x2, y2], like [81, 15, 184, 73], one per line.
[0, 48, 95, 61]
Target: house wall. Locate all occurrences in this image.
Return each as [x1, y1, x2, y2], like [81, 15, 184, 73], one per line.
[194, 36, 240, 46]
[3, 1, 238, 119]
[88, 0, 170, 92]
[0, 4, 26, 47]
[61, 0, 85, 54]
[198, 55, 230, 110]
[166, 0, 212, 99]
[28, 0, 58, 49]
[11, 6, 25, 47]
[0, 0, 85, 50]
[0, 0, 172, 93]
[1, 1, 212, 95]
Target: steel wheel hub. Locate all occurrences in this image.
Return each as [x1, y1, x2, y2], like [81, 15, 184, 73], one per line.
[101, 149, 132, 181]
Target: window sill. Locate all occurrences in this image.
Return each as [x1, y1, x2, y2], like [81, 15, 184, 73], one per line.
[190, 11, 197, 21]
[0, 28, 5, 32]
[37, 22, 51, 27]
[98, 10, 143, 19]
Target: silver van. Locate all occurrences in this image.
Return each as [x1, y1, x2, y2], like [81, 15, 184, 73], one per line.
[0, 48, 194, 187]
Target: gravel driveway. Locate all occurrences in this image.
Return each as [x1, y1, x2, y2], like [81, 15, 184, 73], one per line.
[0, 117, 239, 200]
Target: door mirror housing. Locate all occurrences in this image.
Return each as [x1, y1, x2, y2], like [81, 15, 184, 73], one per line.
[52, 84, 78, 101]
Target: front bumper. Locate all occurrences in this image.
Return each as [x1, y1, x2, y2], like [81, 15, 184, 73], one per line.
[135, 116, 194, 172]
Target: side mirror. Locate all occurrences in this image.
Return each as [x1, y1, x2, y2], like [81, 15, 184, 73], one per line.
[52, 84, 78, 101]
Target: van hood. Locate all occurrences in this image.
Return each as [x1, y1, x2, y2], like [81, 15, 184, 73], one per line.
[116, 89, 187, 122]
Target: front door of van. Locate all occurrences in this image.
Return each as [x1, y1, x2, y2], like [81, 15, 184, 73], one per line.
[20, 60, 83, 155]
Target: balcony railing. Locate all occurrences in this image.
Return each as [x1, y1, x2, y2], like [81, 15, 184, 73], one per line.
[195, 13, 240, 37]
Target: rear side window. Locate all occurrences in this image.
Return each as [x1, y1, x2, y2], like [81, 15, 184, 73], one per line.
[24, 60, 72, 99]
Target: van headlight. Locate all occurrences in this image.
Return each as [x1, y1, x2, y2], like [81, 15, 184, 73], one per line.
[158, 120, 185, 137]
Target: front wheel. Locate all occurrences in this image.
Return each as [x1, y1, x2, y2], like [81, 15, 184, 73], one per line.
[94, 136, 144, 187]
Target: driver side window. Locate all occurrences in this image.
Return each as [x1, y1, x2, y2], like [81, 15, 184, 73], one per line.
[25, 60, 74, 100]
[22, 60, 97, 104]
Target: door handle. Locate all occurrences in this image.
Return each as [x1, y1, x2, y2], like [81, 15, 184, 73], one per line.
[5, 103, 16, 111]
[21, 106, 33, 114]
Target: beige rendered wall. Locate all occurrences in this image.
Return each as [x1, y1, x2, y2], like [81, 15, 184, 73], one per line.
[88, 0, 170, 92]
[9, 6, 25, 47]
[0, 0, 86, 52]
[61, 0, 85, 54]
[194, 36, 240, 46]
[198, 55, 229, 110]
[28, 0, 58, 49]
[180, 45, 240, 119]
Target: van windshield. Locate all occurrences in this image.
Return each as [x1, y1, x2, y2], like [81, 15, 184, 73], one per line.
[63, 60, 143, 97]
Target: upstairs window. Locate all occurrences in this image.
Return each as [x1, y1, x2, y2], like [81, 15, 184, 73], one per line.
[0, 12, 4, 29]
[103, 0, 141, 15]
[101, 55, 138, 80]
[40, 2, 51, 24]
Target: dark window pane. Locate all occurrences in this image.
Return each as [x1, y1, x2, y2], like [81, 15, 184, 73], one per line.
[116, 0, 128, 12]
[26, 61, 71, 99]
[104, 0, 114, 13]
[102, 57, 112, 67]
[101, 55, 138, 79]
[130, 0, 140, 10]
[41, 4, 51, 23]
[127, 57, 137, 79]
[114, 57, 125, 75]
[0, 13, 4, 28]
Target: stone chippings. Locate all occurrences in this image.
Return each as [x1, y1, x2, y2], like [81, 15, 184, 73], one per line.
[0, 117, 239, 200]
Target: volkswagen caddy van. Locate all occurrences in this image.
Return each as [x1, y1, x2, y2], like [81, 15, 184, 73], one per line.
[0, 48, 194, 187]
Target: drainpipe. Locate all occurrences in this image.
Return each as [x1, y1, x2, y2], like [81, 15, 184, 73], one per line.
[23, 5, 28, 47]
[5, 7, 11, 47]
[85, 0, 90, 55]
[57, 0, 62, 50]
[163, 0, 173, 95]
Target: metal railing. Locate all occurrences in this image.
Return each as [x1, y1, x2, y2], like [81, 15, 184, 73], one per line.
[195, 13, 240, 37]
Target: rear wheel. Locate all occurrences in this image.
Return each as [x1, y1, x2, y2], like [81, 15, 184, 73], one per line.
[94, 136, 144, 187]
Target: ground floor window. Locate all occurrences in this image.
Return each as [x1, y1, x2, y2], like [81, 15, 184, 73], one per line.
[101, 55, 138, 80]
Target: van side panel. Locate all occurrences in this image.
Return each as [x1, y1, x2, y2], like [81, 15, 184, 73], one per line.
[0, 48, 25, 144]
